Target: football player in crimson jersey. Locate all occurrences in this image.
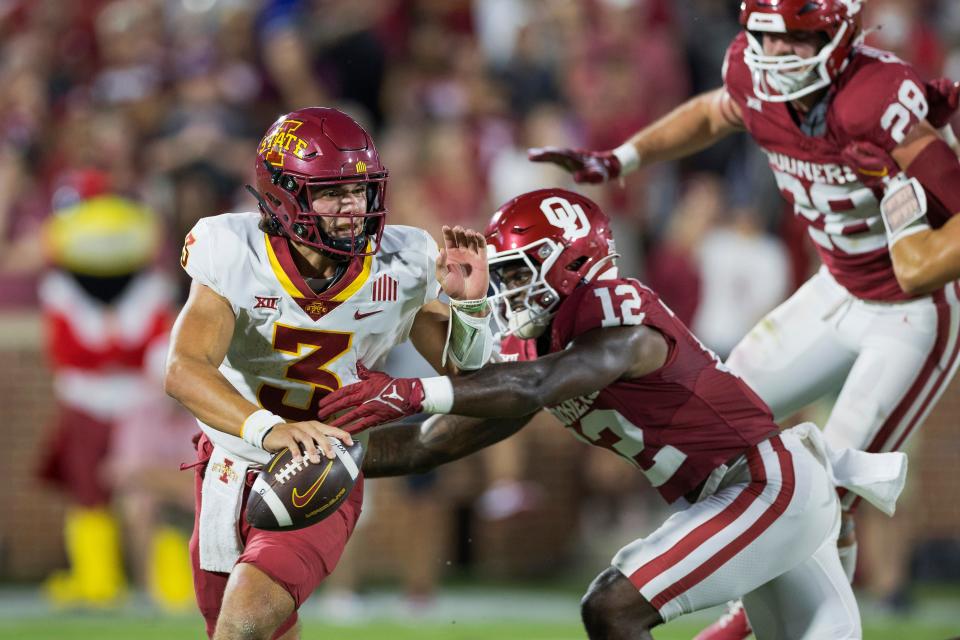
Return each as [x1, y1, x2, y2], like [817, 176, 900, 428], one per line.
[529, 2, 960, 636]
[843, 79, 960, 295]
[320, 189, 907, 640]
[164, 107, 493, 640]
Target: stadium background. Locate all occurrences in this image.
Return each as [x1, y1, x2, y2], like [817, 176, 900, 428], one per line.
[0, 0, 958, 638]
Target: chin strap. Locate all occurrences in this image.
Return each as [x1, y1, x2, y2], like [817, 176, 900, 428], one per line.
[442, 297, 494, 370]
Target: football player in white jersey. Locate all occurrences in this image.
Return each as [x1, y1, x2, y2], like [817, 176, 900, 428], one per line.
[163, 107, 493, 640]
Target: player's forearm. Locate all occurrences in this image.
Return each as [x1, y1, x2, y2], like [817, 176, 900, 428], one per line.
[627, 90, 739, 168]
[362, 414, 533, 478]
[891, 224, 960, 295]
[431, 351, 616, 418]
[439, 359, 563, 417]
[164, 355, 261, 436]
[420, 328, 643, 418]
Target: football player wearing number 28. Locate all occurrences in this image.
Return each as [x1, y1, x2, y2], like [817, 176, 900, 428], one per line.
[163, 107, 493, 640]
[529, 1, 960, 637]
[319, 188, 908, 640]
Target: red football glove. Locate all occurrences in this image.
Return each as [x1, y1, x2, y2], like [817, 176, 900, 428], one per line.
[926, 77, 960, 129]
[527, 146, 621, 184]
[317, 363, 424, 434]
[841, 140, 901, 190]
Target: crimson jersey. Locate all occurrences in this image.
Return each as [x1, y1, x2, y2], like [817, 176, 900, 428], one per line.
[505, 278, 778, 504]
[724, 33, 952, 301]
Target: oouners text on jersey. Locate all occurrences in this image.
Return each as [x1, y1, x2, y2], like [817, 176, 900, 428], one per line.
[182, 212, 440, 464]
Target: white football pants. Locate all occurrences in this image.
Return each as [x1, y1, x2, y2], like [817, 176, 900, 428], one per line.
[612, 431, 859, 639]
[726, 267, 960, 509]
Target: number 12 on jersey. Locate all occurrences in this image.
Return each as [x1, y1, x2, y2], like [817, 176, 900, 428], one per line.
[595, 285, 645, 327]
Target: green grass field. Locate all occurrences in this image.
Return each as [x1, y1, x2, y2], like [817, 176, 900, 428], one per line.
[1, 584, 957, 639]
[0, 616, 957, 640]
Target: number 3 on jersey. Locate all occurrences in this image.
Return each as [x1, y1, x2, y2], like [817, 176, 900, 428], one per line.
[257, 324, 352, 422]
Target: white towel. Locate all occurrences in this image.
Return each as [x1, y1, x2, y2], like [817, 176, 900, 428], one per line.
[199, 445, 252, 572]
[788, 422, 907, 516]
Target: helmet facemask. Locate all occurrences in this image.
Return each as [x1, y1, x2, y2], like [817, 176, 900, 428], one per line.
[744, 16, 860, 102]
[488, 239, 562, 339]
[248, 158, 387, 261]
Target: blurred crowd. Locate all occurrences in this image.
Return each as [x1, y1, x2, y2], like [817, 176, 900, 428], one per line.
[1, 0, 959, 319]
[0, 0, 958, 616]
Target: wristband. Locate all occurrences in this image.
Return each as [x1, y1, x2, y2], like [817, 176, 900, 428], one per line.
[241, 409, 283, 449]
[442, 302, 494, 369]
[449, 296, 490, 315]
[880, 175, 929, 246]
[613, 142, 640, 175]
[420, 376, 454, 414]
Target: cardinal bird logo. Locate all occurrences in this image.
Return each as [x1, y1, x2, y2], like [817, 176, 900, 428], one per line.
[290, 460, 333, 508]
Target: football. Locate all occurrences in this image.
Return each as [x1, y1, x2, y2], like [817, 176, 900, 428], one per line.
[246, 437, 366, 531]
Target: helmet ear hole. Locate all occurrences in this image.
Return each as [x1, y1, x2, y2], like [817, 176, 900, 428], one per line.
[565, 256, 588, 271]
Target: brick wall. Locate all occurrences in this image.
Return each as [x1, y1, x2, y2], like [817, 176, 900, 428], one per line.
[913, 376, 960, 537]
[0, 313, 67, 580]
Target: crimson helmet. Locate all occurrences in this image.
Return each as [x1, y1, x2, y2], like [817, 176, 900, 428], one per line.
[485, 189, 618, 338]
[739, 0, 864, 102]
[247, 107, 388, 258]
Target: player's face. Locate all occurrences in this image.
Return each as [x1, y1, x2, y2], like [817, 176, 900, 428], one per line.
[310, 183, 368, 239]
[488, 252, 557, 339]
[494, 263, 536, 311]
[761, 31, 824, 59]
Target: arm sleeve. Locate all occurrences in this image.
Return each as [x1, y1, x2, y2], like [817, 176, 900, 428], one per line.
[180, 218, 224, 296]
[423, 230, 442, 306]
[552, 279, 649, 349]
[721, 33, 751, 109]
[839, 62, 929, 152]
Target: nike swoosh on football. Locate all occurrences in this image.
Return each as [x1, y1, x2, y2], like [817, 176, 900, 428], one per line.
[354, 309, 383, 320]
[290, 460, 333, 509]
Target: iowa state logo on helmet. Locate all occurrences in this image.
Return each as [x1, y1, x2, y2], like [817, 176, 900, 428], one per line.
[258, 119, 308, 168]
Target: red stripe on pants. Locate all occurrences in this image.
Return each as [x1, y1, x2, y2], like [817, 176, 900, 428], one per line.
[651, 436, 795, 609]
[628, 443, 768, 590]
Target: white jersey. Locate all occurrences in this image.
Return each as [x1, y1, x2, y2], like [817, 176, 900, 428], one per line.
[182, 212, 440, 464]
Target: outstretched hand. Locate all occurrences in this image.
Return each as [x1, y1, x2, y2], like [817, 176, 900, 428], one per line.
[437, 225, 489, 303]
[527, 147, 621, 184]
[926, 77, 959, 129]
[317, 363, 425, 435]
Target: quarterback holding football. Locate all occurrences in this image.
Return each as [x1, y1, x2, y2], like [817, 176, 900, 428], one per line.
[164, 107, 493, 640]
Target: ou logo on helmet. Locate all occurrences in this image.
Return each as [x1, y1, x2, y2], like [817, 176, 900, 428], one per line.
[540, 196, 591, 242]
